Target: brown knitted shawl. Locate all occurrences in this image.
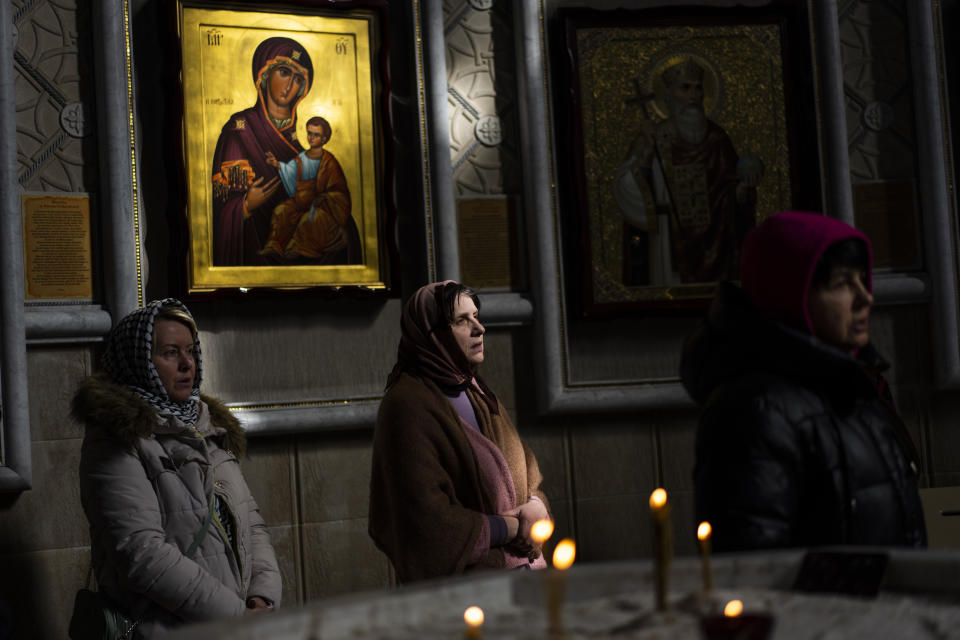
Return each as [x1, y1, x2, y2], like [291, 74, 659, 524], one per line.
[368, 371, 548, 583]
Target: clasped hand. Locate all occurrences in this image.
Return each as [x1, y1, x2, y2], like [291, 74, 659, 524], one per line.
[500, 498, 550, 556]
[244, 596, 272, 615]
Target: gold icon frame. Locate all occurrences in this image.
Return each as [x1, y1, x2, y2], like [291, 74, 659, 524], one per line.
[178, 3, 387, 292]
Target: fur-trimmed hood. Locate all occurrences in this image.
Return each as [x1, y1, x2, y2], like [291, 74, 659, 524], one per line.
[72, 373, 246, 457]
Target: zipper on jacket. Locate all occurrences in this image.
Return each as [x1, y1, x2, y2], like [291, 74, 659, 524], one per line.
[213, 490, 244, 579]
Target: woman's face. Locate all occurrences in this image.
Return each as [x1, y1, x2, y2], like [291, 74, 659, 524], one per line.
[152, 318, 197, 403]
[268, 64, 305, 108]
[807, 266, 873, 351]
[450, 294, 484, 366]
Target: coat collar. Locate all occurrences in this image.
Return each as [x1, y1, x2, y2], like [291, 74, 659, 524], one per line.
[682, 282, 888, 406]
[71, 373, 246, 456]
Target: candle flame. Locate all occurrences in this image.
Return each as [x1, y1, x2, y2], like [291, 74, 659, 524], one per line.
[464, 606, 484, 627]
[552, 538, 576, 570]
[649, 488, 667, 509]
[697, 521, 712, 541]
[724, 600, 743, 618]
[530, 519, 554, 544]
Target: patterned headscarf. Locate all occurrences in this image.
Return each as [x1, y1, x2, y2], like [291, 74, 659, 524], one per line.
[100, 298, 203, 425]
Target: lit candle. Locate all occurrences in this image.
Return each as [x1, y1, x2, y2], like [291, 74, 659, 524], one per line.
[649, 488, 672, 611]
[697, 521, 713, 592]
[553, 538, 575, 570]
[700, 599, 773, 640]
[723, 600, 742, 618]
[463, 605, 484, 638]
[530, 518, 554, 545]
[546, 538, 576, 636]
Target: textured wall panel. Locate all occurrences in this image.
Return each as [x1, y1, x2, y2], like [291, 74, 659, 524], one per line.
[14, 0, 96, 192]
[839, 0, 920, 269]
[840, 0, 916, 182]
[192, 297, 402, 405]
[444, 0, 522, 197]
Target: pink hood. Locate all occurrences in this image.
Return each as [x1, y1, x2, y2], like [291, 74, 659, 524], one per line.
[740, 211, 872, 335]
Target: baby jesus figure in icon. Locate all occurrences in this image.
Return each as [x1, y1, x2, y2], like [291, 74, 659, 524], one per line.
[261, 115, 353, 262]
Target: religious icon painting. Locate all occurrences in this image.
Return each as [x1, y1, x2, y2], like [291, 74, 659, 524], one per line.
[558, 2, 822, 315]
[176, 1, 391, 294]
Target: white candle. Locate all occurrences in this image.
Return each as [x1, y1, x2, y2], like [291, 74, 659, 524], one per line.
[649, 488, 672, 611]
[463, 605, 484, 638]
[546, 538, 576, 636]
[697, 521, 713, 592]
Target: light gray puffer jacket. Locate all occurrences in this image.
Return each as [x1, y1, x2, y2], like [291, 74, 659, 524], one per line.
[73, 374, 281, 637]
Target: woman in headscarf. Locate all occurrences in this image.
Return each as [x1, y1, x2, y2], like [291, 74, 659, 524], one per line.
[369, 281, 551, 583]
[682, 212, 925, 551]
[72, 299, 281, 637]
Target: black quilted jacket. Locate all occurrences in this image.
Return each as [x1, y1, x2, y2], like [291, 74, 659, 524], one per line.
[682, 283, 926, 552]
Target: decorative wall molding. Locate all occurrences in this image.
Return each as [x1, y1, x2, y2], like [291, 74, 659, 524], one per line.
[235, 399, 381, 436]
[25, 305, 112, 344]
[907, 0, 960, 387]
[93, 0, 143, 320]
[0, 0, 32, 491]
[813, 0, 855, 225]
[423, 0, 461, 283]
[872, 273, 929, 305]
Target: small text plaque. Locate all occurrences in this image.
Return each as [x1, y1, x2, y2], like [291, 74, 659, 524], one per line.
[853, 181, 917, 269]
[22, 194, 93, 300]
[458, 198, 516, 288]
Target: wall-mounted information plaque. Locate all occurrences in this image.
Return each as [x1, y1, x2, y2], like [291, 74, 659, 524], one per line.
[22, 193, 93, 300]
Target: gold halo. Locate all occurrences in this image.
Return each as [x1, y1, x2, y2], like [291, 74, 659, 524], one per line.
[640, 51, 722, 121]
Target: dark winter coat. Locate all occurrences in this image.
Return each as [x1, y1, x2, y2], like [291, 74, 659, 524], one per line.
[72, 374, 281, 638]
[682, 283, 926, 552]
